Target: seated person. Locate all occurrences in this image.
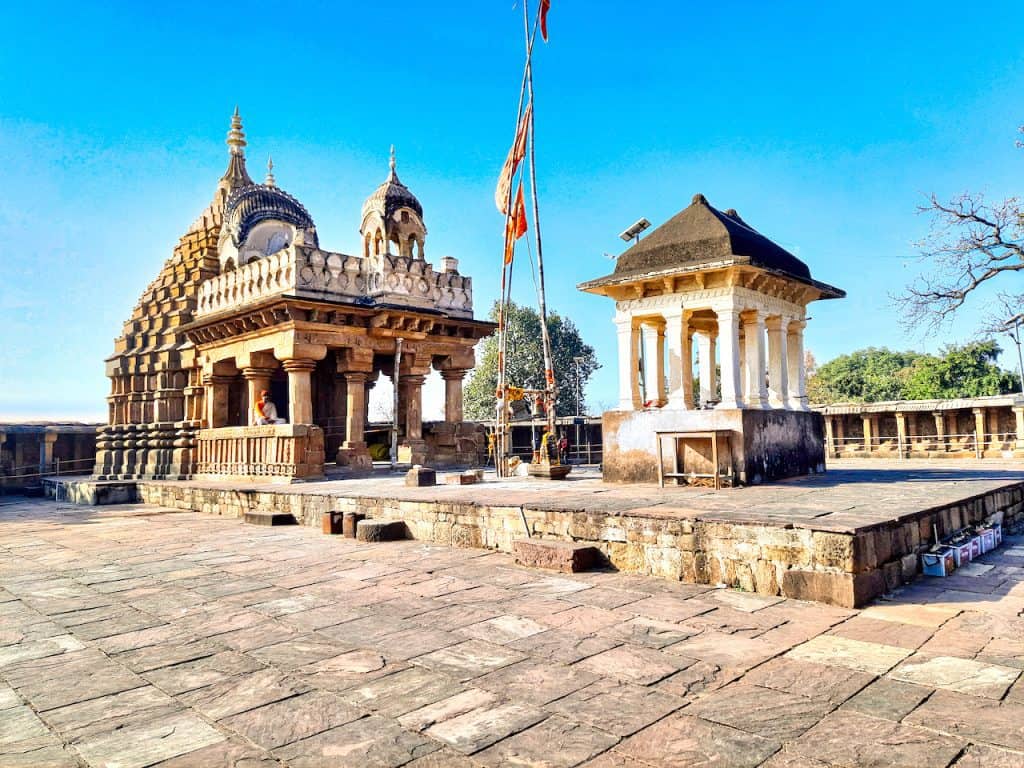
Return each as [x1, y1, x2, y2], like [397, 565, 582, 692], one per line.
[254, 390, 286, 425]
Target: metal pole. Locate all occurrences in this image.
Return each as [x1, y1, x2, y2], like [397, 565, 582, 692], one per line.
[1012, 318, 1024, 397]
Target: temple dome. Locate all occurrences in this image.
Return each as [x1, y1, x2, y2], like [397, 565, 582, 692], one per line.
[223, 183, 315, 248]
[361, 149, 423, 222]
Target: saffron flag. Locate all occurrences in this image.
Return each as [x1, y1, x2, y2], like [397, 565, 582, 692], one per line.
[495, 102, 532, 214]
[540, 0, 551, 42]
[503, 183, 528, 264]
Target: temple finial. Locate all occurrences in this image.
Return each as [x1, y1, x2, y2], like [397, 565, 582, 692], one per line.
[227, 107, 247, 156]
[389, 144, 396, 177]
[265, 154, 276, 187]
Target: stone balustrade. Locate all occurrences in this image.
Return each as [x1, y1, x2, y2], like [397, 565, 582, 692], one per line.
[195, 246, 474, 319]
[195, 424, 324, 481]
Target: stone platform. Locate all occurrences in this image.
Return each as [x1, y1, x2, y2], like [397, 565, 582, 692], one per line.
[50, 459, 1024, 607]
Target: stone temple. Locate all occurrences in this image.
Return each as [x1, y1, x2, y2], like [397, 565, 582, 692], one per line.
[94, 111, 494, 482]
[579, 193, 845, 484]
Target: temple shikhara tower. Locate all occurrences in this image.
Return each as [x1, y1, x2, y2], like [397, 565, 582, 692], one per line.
[95, 111, 493, 481]
[579, 193, 845, 484]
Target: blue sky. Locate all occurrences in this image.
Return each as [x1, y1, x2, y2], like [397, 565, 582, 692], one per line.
[1, 1, 1022, 420]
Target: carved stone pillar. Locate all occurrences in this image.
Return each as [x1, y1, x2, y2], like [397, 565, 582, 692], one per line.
[1013, 406, 1024, 451]
[281, 359, 317, 425]
[697, 332, 717, 407]
[787, 319, 809, 411]
[895, 412, 908, 458]
[742, 311, 769, 409]
[862, 415, 873, 453]
[835, 416, 845, 454]
[766, 316, 789, 409]
[442, 370, 468, 423]
[824, 417, 835, 459]
[615, 317, 641, 410]
[39, 430, 58, 475]
[933, 411, 946, 452]
[665, 312, 693, 410]
[400, 374, 428, 464]
[716, 307, 744, 410]
[973, 407, 987, 456]
[241, 367, 275, 426]
[204, 375, 233, 429]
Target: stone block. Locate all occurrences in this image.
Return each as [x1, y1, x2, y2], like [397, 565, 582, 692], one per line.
[243, 511, 297, 526]
[780, 569, 886, 608]
[513, 538, 599, 573]
[356, 520, 408, 542]
[342, 511, 365, 538]
[882, 560, 901, 591]
[900, 553, 918, 583]
[322, 511, 343, 535]
[405, 466, 436, 487]
[445, 473, 477, 486]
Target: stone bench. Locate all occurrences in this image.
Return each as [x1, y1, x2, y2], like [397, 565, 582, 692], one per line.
[513, 538, 599, 573]
[243, 511, 297, 526]
[356, 520, 408, 542]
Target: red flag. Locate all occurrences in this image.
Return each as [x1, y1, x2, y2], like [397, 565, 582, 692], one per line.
[503, 183, 528, 264]
[540, 0, 551, 42]
[495, 102, 532, 214]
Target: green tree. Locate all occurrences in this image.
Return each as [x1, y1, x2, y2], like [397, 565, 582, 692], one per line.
[464, 301, 600, 420]
[808, 347, 923, 404]
[903, 340, 1020, 399]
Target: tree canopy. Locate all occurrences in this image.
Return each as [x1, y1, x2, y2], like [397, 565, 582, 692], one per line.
[807, 341, 1021, 404]
[464, 301, 600, 421]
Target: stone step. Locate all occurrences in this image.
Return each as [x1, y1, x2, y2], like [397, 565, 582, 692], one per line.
[513, 538, 600, 573]
[356, 520, 408, 542]
[244, 511, 298, 527]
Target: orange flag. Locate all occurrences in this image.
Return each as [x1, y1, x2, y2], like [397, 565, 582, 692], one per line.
[495, 102, 532, 214]
[503, 183, 528, 264]
[540, 0, 551, 42]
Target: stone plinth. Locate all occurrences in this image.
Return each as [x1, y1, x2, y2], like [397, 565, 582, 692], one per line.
[195, 424, 325, 482]
[356, 520, 408, 542]
[513, 539, 600, 573]
[405, 467, 436, 487]
[601, 408, 825, 485]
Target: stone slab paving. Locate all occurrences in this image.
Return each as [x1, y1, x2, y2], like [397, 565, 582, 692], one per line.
[2, 494, 1024, 766]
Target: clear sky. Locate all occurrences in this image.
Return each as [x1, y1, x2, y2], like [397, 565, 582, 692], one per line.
[1, 1, 1022, 421]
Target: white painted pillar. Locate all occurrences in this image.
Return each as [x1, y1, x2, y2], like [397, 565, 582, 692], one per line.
[697, 333, 717, 407]
[787, 319, 809, 411]
[665, 312, 686, 409]
[766, 316, 789, 409]
[615, 317, 641, 411]
[716, 307, 744, 410]
[642, 322, 666, 406]
[682, 327, 695, 409]
[743, 311, 769, 409]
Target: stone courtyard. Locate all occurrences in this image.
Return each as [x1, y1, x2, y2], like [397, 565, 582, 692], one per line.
[3, 474, 1024, 767]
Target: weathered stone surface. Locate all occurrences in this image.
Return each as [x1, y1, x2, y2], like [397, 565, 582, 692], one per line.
[905, 689, 1024, 751]
[148, 737, 280, 767]
[474, 715, 620, 768]
[0, 706, 51, 747]
[457, 615, 547, 644]
[412, 639, 525, 681]
[513, 538, 599, 573]
[786, 634, 911, 675]
[890, 654, 1020, 698]
[547, 680, 685, 737]
[181, 668, 310, 720]
[781, 568, 886, 608]
[0, 635, 84, 669]
[618, 714, 779, 768]
[4, 649, 145, 711]
[599, 616, 698, 649]
[142, 650, 265, 694]
[841, 677, 932, 721]
[742, 657, 874, 703]
[791, 710, 964, 768]
[222, 690, 362, 749]
[474, 659, 599, 705]
[953, 743, 1024, 767]
[43, 686, 180, 741]
[247, 634, 346, 671]
[689, 683, 833, 741]
[578, 644, 691, 685]
[115, 636, 226, 672]
[73, 712, 225, 768]
[340, 666, 465, 718]
[424, 702, 548, 754]
[356, 520, 408, 542]
[509, 628, 620, 663]
[276, 715, 439, 767]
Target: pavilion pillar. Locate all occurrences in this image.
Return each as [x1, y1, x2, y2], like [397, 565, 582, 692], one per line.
[787, 319, 809, 411]
[988, 408, 1002, 451]
[933, 411, 946, 452]
[766, 316, 789, 409]
[697, 332, 717, 407]
[442, 370, 468, 423]
[401, 374, 428, 464]
[835, 416, 845, 454]
[895, 412, 908, 458]
[862, 415, 873, 454]
[337, 371, 372, 469]
[973, 408, 987, 456]
[665, 312, 688, 410]
[1013, 406, 1024, 451]
[742, 311, 769, 409]
[824, 417, 836, 459]
[241, 367, 275, 425]
[39, 430, 57, 475]
[716, 307, 744, 410]
[615, 318, 642, 411]
[641, 321, 666, 407]
[281, 359, 316, 425]
[204, 374, 232, 429]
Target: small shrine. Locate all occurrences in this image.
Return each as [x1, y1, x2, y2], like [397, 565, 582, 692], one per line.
[94, 111, 494, 482]
[578, 193, 845, 485]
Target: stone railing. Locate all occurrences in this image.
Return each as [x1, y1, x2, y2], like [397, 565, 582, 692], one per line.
[195, 424, 324, 481]
[196, 247, 473, 318]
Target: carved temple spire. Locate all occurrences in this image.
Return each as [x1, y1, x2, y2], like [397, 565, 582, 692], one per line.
[219, 106, 254, 193]
[265, 155, 276, 187]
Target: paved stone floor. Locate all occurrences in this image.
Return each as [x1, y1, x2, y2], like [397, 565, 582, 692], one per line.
[2, 492, 1024, 767]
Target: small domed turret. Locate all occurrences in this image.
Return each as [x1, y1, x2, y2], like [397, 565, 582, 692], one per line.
[360, 147, 426, 259]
